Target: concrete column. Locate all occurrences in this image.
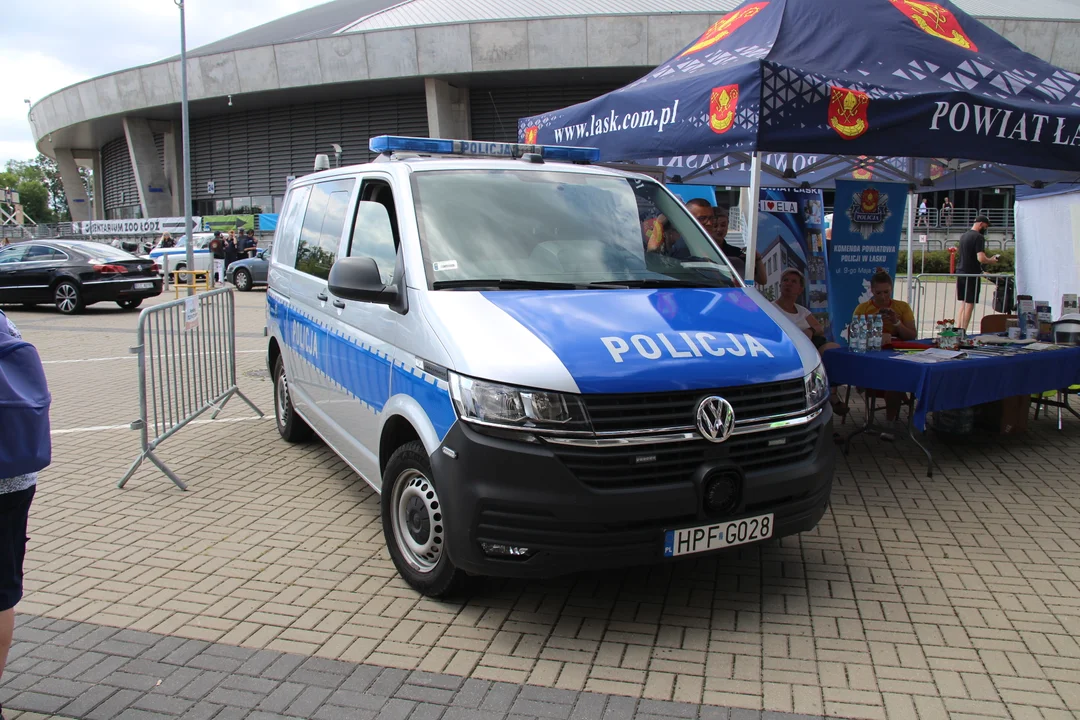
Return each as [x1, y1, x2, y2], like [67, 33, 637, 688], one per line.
[171, 129, 186, 217]
[91, 151, 104, 221]
[151, 120, 182, 216]
[123, 116, 174, 218]
[54, 148, 92, 223]
[425, 78, 471, 139]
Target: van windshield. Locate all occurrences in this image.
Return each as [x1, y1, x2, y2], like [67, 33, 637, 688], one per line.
[411, 170, 740, 290]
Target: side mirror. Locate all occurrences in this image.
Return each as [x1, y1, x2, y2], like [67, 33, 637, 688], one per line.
[328, 256, 398, 305]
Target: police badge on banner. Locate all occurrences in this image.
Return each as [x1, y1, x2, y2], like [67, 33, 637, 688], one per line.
[757, 187, 830, 336]
[826, 181, 906, 346]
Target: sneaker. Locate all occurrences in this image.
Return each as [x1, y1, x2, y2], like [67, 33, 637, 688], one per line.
[879, 419, 905, 442]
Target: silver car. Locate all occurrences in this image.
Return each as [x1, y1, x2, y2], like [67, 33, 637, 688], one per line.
[225, 247, 269, 291]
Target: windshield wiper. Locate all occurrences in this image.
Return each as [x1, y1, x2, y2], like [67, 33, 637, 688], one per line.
[587, 279, 714, 289]
[432, 278, 582, 290]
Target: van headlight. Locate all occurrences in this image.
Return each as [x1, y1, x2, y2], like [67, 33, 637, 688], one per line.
[449, 373, 590, 432]
[804, 363, 829, 409]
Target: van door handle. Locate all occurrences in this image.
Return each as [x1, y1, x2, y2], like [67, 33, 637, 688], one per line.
[332, 300, 346, 309]
[317, 292, 328, 302]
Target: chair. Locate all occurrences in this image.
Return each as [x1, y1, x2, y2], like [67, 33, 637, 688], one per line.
[840, 386, 914, 425]
[979, 314, 1016, 334]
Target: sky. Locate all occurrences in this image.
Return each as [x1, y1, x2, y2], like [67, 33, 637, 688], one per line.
[1, 0, 325, 169]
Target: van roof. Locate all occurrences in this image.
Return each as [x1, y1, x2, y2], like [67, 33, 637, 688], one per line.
[291, 156, 652, 185]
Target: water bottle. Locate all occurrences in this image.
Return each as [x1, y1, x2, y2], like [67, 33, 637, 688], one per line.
[872, 315, 883, 350]
[852, 316, 866, 353]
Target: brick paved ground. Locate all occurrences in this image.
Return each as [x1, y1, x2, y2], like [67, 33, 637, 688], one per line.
[1, 290, 1079, 720]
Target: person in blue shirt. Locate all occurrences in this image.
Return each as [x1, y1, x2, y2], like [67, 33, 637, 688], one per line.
[0, 310, 37, 720]
[241, 229, 258, 258]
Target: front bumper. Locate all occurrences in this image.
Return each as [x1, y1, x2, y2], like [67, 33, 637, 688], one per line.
[431, 406, 834, 579]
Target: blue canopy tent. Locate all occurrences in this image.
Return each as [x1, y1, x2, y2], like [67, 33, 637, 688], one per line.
[519, 0, 1080, 282]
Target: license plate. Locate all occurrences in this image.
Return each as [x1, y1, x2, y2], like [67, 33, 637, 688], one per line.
[663, 513, 774, 558]
[133, 282, 154, 290]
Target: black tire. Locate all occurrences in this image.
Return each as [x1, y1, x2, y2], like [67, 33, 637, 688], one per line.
[382, 441, 468, 598]
[53, 281, 84, 315]
[175, 264, 190, 284]
[273, 355, 312, 443]
[117, 298, 143, 310]
[234, 268, 253, 292]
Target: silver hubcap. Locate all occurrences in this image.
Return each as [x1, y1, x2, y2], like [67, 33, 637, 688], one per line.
[276, 369, 289, 428]
[391, 470, 444, 574]
[237, 271, 249, 289]
[56, 285, 77, 312]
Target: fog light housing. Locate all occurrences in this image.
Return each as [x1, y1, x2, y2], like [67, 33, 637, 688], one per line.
[704, 472, 740, 515]
[480, 542, 533, 559]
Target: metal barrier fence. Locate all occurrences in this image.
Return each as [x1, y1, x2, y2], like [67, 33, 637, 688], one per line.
[909, 273, 1015, 338]
[118, 287, 262, 490]
[825, 206, 1014, 232]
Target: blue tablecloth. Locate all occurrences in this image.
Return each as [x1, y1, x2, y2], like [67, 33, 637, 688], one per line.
[823, 346, 1080, 431]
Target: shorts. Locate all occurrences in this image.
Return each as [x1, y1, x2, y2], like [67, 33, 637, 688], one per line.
[0, 485, 35, 611]
[957, 276, 981, 304]
[811, 335, 829, 349]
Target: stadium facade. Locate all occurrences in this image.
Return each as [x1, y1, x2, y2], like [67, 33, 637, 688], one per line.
[26, 0, 1080, 224]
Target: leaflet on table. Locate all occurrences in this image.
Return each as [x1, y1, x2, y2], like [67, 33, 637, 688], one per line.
[1063, 294, 1078, 317]
[893, 348, 967, 363]
[1017, 297, 1037, 339]
[1036, 300, 1053, 341]
[972, 334, 1036, 345]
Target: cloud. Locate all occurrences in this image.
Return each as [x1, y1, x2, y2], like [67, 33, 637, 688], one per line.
[0, 50, 88, 165]
[0, 0, 322, 167]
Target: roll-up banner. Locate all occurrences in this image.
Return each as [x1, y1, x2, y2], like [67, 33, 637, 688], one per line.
[826, 180, 906, 345]
[757, 187, 830, 336]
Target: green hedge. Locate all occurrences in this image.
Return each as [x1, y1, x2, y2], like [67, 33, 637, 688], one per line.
[896, 249, 1014, 275]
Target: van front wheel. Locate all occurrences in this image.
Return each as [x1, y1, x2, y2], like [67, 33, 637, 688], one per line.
[382, 441, 467, 598]
[274, 356, 312, 443]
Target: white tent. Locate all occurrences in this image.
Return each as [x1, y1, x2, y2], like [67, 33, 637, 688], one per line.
[1015, 187, 1080, 312]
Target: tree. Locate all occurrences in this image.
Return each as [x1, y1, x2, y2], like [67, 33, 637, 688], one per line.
[0, 155, 80, 224]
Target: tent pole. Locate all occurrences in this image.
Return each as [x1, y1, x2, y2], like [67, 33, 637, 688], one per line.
[906, 191, 915, 304]
[746, 152, 763, 284]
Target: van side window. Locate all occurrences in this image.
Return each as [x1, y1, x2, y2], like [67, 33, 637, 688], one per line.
[273, 185, 311, 266]
[348, 181, 399, 285]
[294, 178, 356, 280]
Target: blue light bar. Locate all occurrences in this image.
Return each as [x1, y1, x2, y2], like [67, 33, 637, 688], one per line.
[369, 135, 600, 163]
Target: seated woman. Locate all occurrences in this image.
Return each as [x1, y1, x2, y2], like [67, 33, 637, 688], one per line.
[853, 269, 918, 424]
[773, 269, 847, 416]
[853, 269, 917, 342]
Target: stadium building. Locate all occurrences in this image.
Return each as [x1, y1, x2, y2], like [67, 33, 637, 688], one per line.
[26, 0, 1080, 224]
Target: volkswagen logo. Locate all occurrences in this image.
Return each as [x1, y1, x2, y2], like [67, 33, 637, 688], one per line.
[696, 396, 735, 443]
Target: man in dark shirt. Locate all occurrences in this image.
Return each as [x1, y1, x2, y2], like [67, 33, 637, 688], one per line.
[686, 200, 766, 285]
[956, 215, 999, 331]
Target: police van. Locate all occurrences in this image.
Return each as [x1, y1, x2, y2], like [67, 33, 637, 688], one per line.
[266, 136, 834, 597]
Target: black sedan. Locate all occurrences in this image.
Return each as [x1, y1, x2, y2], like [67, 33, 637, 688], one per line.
[0, 240, 162, 314]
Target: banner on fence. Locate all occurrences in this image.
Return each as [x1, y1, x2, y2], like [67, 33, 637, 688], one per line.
[257, 213, 279, 231]
[77, 217, 202, 236]
[826, 180, 906, 345]
[758, 186, 829, 334]
[201, 215, 255, 232]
